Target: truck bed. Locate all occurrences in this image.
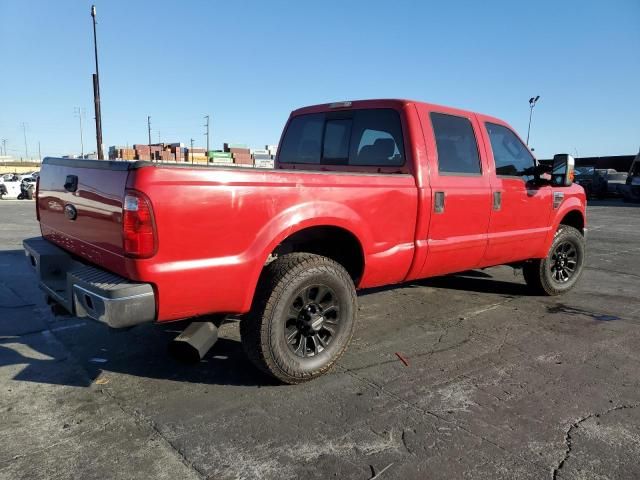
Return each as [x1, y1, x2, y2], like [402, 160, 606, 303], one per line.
[36, 157, 419, 322]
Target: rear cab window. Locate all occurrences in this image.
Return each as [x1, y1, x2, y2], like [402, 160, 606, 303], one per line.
[430, 113, 481, 175]
[277, 108, 406, 171]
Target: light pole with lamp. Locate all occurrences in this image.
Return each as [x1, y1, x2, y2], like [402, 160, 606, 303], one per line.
[526, 95, 540, 146]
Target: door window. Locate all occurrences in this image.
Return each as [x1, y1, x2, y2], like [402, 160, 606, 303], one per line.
[485, 122, 535, 179]
[430, 113, 482, 175]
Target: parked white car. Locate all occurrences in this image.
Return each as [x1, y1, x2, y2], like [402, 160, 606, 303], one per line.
[0, 177, 22, 199]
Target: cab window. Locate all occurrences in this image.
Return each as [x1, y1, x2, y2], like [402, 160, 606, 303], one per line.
[430, 113, 481, 175]
[278, 113, 324, 164]
[278, 109, 405, 168]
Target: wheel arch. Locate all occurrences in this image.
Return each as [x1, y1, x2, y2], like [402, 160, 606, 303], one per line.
[559, 209, 585, 234]
[272, 225, 365, 284]
[238, 201, 372, 312]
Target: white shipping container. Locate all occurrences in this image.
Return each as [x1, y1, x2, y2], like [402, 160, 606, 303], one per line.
[254, 159, 275, 169]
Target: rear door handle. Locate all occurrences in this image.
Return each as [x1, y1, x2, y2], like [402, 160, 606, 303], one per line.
[493, 191, 502, 211]
[434, 191, 445, 213]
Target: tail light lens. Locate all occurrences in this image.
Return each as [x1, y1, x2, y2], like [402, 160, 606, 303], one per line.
[123, 190, 157, 258]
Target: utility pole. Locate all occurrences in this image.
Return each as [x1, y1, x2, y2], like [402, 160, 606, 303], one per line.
[38, 141, 42, 161]
[526, 95, 540, 146]
[91, 5, 104, 159]
[1, 139, 6, 156]
[190, 138, 194, 164]
[204, 115, 210, 153]
[21, 122, 28, 162]
[75, 107, 85, 157]
[147, 116, 152, 162]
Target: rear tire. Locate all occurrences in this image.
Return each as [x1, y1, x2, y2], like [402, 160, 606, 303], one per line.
[523, 226, 585, 295]
[240, 253, 357, 384]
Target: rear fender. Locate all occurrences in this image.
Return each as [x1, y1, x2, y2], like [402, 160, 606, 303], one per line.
[239, 201, 371, 311]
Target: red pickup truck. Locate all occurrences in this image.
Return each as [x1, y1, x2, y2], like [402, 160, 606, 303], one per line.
[24, 99, 586, 383]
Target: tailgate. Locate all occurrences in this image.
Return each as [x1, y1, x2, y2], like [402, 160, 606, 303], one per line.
[37, 158, 133, 274]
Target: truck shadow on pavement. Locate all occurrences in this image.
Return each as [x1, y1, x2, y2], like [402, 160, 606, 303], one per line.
[361, 269, 533, 297]
[1, 248, 531, 389]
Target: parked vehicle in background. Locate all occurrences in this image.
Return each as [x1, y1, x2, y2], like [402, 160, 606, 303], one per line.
[574, 168, 620, 199]
[23, 99, 586, 383]
[0, 175, 22, 199]
[605, 171, 628, 197]
[18, 177, 36, 200]
[623, 151, 640, 202]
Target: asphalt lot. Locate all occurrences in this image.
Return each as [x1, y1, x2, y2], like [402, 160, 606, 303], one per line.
[1, 199, 639, 480]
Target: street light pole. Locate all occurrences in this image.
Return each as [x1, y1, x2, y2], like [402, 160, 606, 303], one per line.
[526, 95, 540, 146]
[91, 5, 104, 159]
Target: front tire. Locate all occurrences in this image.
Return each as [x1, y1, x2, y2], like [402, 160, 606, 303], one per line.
[240, 253, 357, 384]
[523, 226, 585, 295]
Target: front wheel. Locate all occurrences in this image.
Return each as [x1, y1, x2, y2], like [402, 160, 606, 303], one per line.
[523, 226, 585, 295]
[240, 253, 357, 384]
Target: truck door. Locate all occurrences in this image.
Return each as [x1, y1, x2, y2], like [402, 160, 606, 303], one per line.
[417, 110, 493, 277]
[479, 121, 553, 264]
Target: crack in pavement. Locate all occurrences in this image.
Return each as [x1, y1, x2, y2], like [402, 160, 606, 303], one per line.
[550, 402, 640, 480]
[0, 420, 114, 470]
[99, 387, 208, 480]
[338, 366, 549, 472]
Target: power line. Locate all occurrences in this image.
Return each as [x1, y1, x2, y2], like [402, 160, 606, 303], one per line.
[91, 5, 104, 159]
[75, 107, 85, 157]
[147, 116, 152, 162]
[21, 122, 28, 161]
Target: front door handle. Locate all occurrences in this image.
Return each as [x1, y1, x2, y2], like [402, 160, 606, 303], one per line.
[434, 191, 445, 213]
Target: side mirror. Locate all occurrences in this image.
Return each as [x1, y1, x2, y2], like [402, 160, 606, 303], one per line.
[551, 154, 575, 187]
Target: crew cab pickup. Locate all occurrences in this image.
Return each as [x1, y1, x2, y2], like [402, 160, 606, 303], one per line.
[24, 99, 586, 383]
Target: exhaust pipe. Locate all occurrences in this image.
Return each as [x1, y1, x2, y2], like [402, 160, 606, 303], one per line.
[168, 321, 219, 363]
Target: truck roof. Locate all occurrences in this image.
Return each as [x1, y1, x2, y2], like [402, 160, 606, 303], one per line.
[290, 98, 505, 125]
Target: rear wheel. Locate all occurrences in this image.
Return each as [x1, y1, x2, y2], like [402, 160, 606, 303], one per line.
[240, 253, 357, 384]
[523, 226, 585, 295]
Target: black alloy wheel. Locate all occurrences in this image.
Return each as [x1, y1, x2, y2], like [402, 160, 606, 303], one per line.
[549, 241, 579, 284]
[285, 284, 341, 358]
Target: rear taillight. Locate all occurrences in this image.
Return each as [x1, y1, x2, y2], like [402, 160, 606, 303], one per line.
[35, 176, 40, 221]
[122, 190, 157, 258]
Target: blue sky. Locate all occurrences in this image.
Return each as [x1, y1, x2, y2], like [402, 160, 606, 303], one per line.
[0, 0, 638, 159]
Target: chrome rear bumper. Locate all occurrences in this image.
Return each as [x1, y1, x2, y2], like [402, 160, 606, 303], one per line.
[23, 237, 156, 328]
